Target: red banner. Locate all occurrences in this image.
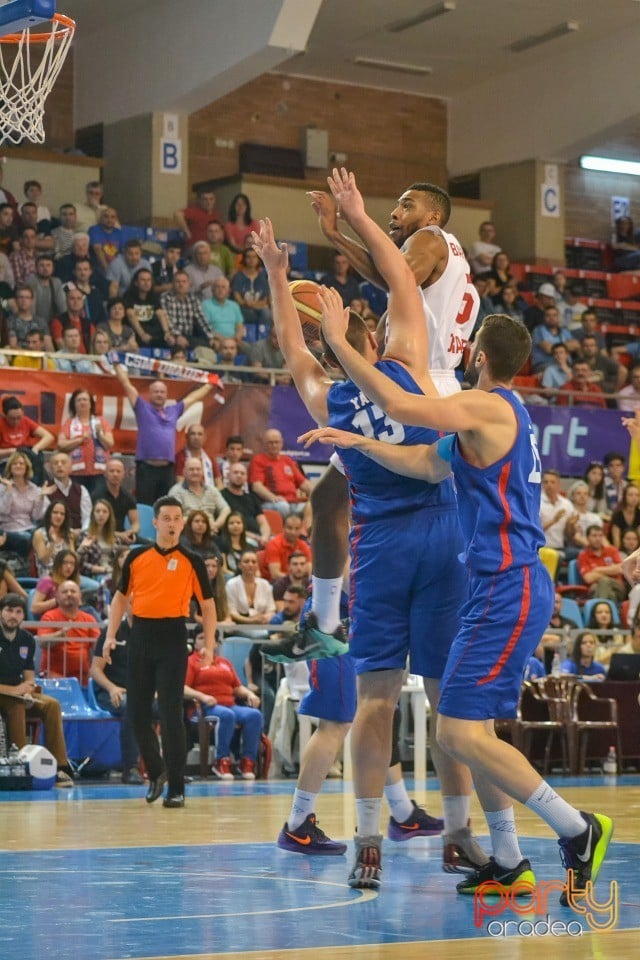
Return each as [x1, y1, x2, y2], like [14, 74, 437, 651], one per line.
[0, 369, 275, 459]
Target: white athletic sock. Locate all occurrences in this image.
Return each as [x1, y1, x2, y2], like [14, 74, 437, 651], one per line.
[384, 779, 414, 823]
[288, 789, 317, 830]
[312, 576, 343, 632]
[485, 807, 524, 870]
[524, 782, 586, 839]
[356, 797, 383, 837]
[442, 795, 470, 834]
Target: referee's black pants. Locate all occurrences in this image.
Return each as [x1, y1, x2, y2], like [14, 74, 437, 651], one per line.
[127, 616, 188, 795]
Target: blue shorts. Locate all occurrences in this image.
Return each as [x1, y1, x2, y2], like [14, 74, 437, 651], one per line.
[438, 561, 554, 721]
[349, 506, 466, 677]
[299, 654, 357, 724]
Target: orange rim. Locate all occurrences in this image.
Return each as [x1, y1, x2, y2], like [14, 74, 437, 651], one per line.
[0, 13, 75, 44]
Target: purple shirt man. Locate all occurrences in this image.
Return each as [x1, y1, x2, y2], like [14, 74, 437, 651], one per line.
[114, 366, 214, 505]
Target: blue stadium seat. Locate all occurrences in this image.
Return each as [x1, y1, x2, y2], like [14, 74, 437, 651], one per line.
[86, 678, 113, 718]
[560, 597, 583, 628]
[125, 502, 155, 541]
[220, 638, 254, 685]
[39, 678, 101, 718]
[567, 559, 582, 585]
[39, 678, 121, 772]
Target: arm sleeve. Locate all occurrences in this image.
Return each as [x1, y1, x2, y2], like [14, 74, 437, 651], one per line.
[247, 456, 265, 485]
[222, 658, 242, 689]
[119, 551, 134, 596]
[190, 553, 214, 603]
[290, 459, 306, 487]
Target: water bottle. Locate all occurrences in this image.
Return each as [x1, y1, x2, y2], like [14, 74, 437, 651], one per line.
[603, 746, 617, 776]
[8, 743, 25, 777]
[551, 652, 562, 678]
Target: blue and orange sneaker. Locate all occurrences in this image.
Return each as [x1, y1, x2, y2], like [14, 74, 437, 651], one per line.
[277, 813, 347, 855]
[388, 800, 444, 841]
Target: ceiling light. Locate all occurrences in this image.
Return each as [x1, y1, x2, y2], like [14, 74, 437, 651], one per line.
[510, 20, 579, 53]
[353, 56, 432, 76]
[581, 156, 640, 176]
[388, 1, 456, 34]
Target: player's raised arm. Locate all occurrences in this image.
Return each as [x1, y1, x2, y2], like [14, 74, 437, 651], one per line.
[251, 219, 330, 425]
[326, 168, 430, 379]
[318, 286, 494, 435]
[299, 425, 451, 484]
[307, 189, 387, 289]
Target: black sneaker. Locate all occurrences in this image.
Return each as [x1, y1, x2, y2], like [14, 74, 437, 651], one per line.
[348, 834, 383, 889]
[264, 611, 349, 663]
[456, 857, 536, 895]
[388, 800, 444, 841]
[277, 813, 347, 855]
[558, 812, 613, 906]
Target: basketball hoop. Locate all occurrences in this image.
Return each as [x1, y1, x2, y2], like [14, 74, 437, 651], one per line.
[0, 12, 75, 145]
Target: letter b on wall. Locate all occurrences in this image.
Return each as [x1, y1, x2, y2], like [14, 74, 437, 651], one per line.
[161, 139, 182, 174]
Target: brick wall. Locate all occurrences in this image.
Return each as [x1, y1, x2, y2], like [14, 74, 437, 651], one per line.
[189, 72, 447, 198]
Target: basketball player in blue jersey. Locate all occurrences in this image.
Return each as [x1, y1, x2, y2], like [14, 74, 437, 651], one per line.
[287, 180, 476, 664]
[276, 593, 443, 856]
[306, 169, 613, 903]
[252, 206, 486, 888]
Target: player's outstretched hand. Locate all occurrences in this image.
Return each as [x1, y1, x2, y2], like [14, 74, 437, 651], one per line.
[622, 411, 640, 442]
[250, 218, 288, 274]
[307, 190, 339, 235]
[299, 426, 366, 451]
[318, 284, 349, 345]
[326, 167, 365, 224]
[622, 545, 640, 585]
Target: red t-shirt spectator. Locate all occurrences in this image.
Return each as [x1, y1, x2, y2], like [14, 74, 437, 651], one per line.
[577, 544, 624, 585]
[557, 380, 606, 409]
[185, 652, 240, 707]
[263, 533, 311, 579]
[0, 413, 40, 450]
[38, 608, 100, 680]
[248, 453, 307, 503]
[180, 206, 222, 246]
[50, 314, 96, 353]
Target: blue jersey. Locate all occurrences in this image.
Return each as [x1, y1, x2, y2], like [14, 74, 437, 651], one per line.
[450, 387, 544, 574]
[327, 359, 456, 523]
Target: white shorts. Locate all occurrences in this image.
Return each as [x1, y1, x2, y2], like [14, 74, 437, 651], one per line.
[329, 369, 461, 475]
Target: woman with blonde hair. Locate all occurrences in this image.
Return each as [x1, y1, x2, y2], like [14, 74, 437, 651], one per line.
[0, 451, 50, 560]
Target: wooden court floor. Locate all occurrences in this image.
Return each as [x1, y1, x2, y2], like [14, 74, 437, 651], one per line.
[0, 775, 638, 960]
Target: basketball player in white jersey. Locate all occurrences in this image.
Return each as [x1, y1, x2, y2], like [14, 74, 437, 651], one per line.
[265, 177, 484, 873]
[310, 181, 478, 396]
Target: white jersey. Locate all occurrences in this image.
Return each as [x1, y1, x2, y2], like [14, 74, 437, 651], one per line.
[399, 225, 479, 376]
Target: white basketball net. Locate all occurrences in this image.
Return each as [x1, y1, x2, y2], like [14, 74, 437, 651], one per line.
[0, 16, 74, 144]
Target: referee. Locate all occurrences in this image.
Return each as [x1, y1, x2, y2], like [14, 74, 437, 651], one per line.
[103, 496, 215, 807]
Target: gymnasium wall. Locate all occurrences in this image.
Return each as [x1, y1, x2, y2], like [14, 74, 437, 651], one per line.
[188, 73, 447, 198]
[564, 166, 640, 242]
[38, 50, 74, 149]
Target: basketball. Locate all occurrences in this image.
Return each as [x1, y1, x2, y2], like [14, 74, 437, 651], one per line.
[289, 279, 323, 345]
